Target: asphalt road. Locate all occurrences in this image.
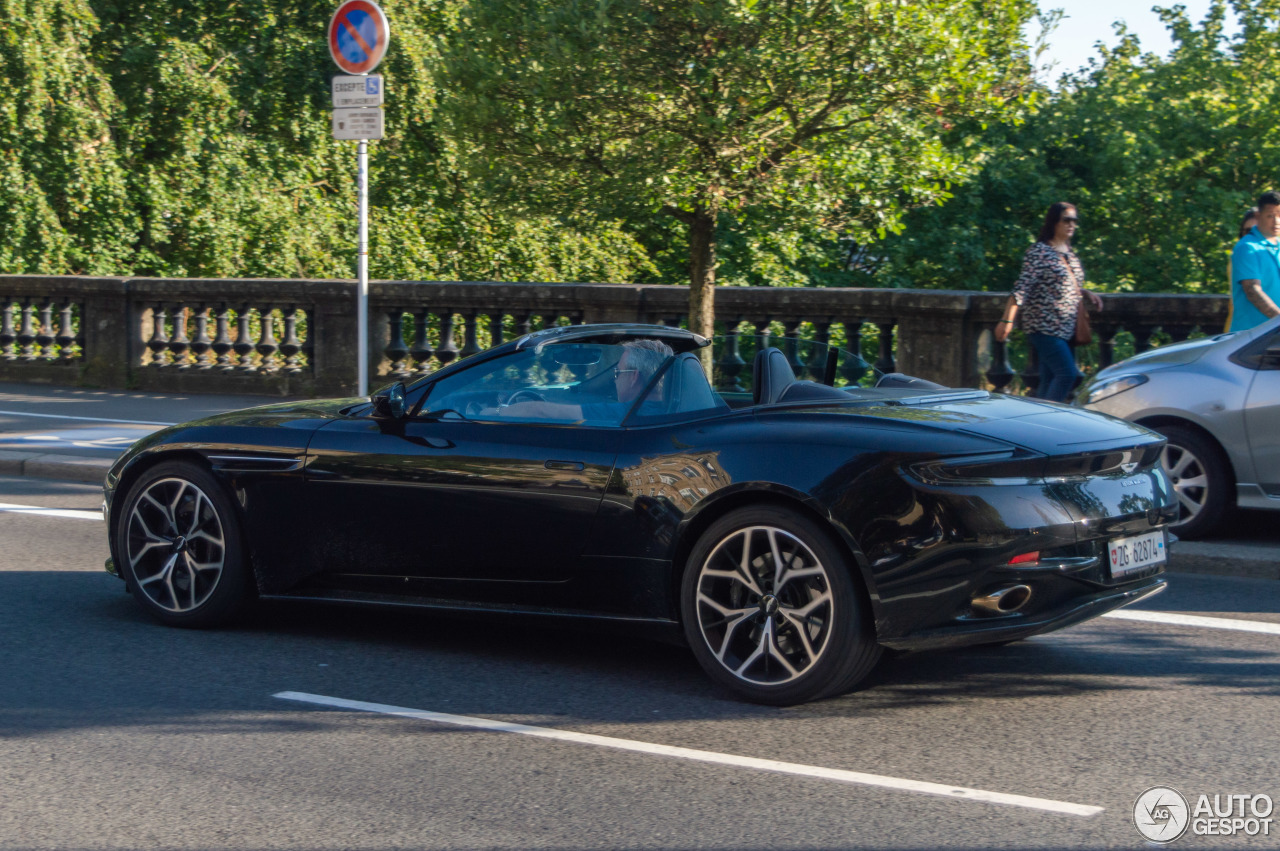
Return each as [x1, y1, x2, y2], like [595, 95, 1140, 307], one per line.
[3, 474, 1280, 850]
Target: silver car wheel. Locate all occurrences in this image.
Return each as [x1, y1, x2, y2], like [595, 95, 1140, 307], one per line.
[126, 477, 226, 613]
[694, 525, 834, 686]
[1161, 442, 1209, 522]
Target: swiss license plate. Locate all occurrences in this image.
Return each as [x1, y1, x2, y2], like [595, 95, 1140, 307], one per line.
[1108, 530, 1167, 577]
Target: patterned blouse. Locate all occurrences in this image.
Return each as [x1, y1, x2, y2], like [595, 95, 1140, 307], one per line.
[1012, 242, 1084, 339]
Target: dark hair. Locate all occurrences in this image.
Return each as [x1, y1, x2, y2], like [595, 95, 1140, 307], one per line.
[1241, 207, 1259, 238]
[1256, 191, 1280, 211]
[1036, 202, 1077, 244]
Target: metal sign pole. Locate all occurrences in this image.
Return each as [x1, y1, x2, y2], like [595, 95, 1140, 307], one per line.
[357, 138, 369, 397]
[329, 0, 388, 397]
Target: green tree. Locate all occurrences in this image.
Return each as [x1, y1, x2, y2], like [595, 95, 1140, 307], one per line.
[872, 0, 1280, 294]
[435, 0, 1039, 340]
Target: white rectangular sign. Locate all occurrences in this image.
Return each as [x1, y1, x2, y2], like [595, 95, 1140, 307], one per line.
[332, 74, 384, 108]
[332, 107, 384, 140]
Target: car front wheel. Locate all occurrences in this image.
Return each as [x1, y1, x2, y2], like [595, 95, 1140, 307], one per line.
[1155, 423, 1230, 539]
[681, 506, 881, 705]
[115, 461, 252, 627]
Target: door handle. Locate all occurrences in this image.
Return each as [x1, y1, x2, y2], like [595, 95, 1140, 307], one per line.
[545, 460, 585, 472]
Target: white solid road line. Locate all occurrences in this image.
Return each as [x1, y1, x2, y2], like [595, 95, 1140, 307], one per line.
[274, 690, 1104, 817]
[0, 502, 103, 521]
[0, 409, 174, 426]
[1104, 609, 1280, 635]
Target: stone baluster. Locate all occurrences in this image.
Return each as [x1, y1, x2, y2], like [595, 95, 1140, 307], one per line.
[0, 298, 15, 360]
[515, 312, 533, 339]
[146, 303, 170, 367]
[807, 320, 832, 380]
[279, 306, 304, 374]
[167, 305, 191, 368]
[212, 304, 234, 370]
[873, 322, 896, 374]
[255, 307, 281, 372]
[781, 320, 805, 377]
[489, 311, 505, 347]
[385, 308, 410, 378]
[840, 319, 869, 386]
[37, 299, 56, 360]
[1095, 322, 1120, 370]
[189, 306, 214, 368]
[985, 331, 1015, 392]
[57, 301, 77, 362]
[714, 319, 746, 391]
[233, 306, 256, 370]
[460, 312, 482, 359]
[1138, 326, 1160, 353]
[408, 309, 434, 375]
[1166, 324, 1195, 343]
[1020, 346, 1040, 396]
[436, 311, 459, 366]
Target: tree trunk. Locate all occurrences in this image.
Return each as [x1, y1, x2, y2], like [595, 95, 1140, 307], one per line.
[688, 208, 716, 373]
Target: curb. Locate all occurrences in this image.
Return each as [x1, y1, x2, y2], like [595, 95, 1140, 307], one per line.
[1, 449, 1276, 581]
[0, 450, 112, 484]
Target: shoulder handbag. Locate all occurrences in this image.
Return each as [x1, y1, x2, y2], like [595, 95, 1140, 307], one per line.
[1061, 252, 1093, 346]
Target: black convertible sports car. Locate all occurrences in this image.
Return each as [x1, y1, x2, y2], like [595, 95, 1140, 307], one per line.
[104, 323, 1177, 704]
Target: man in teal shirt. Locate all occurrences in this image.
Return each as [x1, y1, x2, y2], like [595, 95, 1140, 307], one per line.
[1231, 190, 1280, 331]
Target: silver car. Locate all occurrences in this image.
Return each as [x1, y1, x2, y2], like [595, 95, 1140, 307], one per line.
[1077, 315, 1280, 537]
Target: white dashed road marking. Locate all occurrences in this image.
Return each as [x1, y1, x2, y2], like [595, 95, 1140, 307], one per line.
[0, 409, 174, 426]
[1104, 608, 1280, 636]
[0, 502, 102, 521]
[274, 690, 1105, 817]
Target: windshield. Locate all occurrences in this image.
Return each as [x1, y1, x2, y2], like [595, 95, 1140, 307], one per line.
[709, 334, 882, 402]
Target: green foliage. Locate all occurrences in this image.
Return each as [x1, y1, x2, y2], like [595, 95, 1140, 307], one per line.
[435, 0, 1040, 330]
[0, 0, 653, 282]
[869, 0, 1280, 294]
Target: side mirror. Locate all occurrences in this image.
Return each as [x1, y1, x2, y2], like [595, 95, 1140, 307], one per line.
[370, 382, 407, 419]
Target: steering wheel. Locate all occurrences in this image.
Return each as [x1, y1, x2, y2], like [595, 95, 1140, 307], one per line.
[504, 389, 547, 406]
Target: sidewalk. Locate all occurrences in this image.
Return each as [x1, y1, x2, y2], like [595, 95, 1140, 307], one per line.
[1, 381, 1275, 581]
[0, 382, 303, 483]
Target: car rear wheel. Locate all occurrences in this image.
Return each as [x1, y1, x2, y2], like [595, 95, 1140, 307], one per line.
[681, 506, 881, 705]
[1155, 424, 1230, 539]
[116, 461, 252, 627]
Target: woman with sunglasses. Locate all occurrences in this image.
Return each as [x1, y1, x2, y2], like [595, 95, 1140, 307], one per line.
[994, 202, 1103, 402]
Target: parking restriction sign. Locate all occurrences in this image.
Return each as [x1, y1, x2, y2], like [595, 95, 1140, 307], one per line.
[328, 0, 390, 74]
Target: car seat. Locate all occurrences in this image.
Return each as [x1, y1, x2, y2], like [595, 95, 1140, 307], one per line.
[664, 352, 729, 414]
[751, 347, 798, 405]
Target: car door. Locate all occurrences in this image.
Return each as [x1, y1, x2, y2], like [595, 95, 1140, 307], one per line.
[1243, 349, 1280, 495]
[305, 413, 619, 585]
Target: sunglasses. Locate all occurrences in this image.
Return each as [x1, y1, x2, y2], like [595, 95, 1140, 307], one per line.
[1062, 216, 1079, 224]
[613, 367, 639, 379]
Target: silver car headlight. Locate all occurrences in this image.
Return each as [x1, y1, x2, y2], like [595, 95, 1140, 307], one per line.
[1086, 373, 1148, 404]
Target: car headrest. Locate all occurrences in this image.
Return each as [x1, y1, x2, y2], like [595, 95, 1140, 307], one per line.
[874, 373, 948, 390]
[665, 352, 727, 414]
[752, 347, 798, 405]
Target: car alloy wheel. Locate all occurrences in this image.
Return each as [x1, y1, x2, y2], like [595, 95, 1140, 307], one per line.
[681, 506, 881, 705]
[694, 525, 834, 686]
[117, 461, 251, 627]
[1155, 423, 1230, 539]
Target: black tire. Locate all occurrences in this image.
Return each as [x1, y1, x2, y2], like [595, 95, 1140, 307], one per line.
[1154, 424, 1231, 539]
[115, 460, 252, 628]
[680, 505, 882, 705]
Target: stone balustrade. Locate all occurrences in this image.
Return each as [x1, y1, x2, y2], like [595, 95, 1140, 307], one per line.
[0, 274, 1230, 397]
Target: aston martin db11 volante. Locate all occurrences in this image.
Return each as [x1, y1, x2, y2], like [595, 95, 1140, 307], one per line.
[104, 323, 1177, 704]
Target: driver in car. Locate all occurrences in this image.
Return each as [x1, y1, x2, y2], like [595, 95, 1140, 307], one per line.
[498, 339, 674, 423]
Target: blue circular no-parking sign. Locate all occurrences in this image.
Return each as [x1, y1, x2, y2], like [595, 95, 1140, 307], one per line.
[328, 0, 390, 75]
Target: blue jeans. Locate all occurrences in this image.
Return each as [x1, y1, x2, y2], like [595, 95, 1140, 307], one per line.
[1026, 333, 1081, 402]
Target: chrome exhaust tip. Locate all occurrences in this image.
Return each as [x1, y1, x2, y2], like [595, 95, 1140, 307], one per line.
[972, 584, 1032, 615]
